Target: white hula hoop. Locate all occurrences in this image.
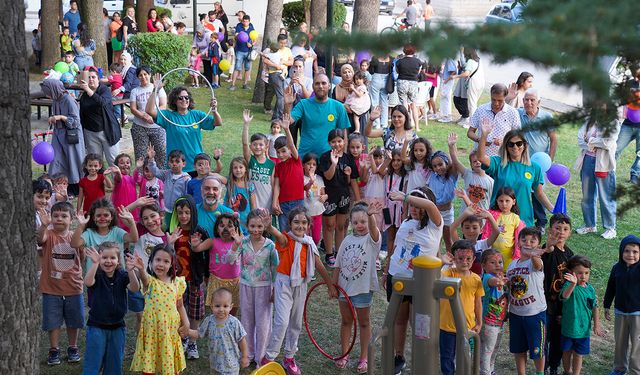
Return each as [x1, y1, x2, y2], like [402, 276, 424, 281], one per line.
[155, 67, 215, 128]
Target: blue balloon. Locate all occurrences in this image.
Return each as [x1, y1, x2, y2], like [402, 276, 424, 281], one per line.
[546, 163, 571, 186]
[531, 152, 552, 172]
[32, 142, 55, 165]
[60, 72, 75, 84]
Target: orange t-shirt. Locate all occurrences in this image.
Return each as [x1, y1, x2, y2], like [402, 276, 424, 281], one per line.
[276, 232, 309, 278]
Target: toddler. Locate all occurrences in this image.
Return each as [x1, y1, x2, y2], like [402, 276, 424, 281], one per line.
[479, 249, 508, 375]
[343, 71, 371, 134]
[189, 46, 202, 87]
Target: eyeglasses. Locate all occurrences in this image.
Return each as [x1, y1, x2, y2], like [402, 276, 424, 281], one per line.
[507, 140, 525, 148]
[177, 95, 190, 101]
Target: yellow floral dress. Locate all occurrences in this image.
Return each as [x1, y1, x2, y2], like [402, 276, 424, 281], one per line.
[130, 276, 187, 374]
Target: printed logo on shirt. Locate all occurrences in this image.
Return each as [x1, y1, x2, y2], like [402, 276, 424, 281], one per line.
[327, 114, 335, 122]
[524, 172, 532, 180]
[192, 123, 199, 129]
[52, 242, 76, 272]
[339, 242, 368, 282]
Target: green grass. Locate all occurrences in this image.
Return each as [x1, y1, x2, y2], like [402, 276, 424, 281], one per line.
[36, 79, 639, 374]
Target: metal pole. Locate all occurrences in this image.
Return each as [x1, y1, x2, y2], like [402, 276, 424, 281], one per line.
[192, 0, 198, 33]
[411, 255, 442, 371]
[326, 0, 334, 82]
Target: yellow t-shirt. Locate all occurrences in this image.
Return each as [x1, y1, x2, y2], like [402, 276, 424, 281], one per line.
[439, 268, 484, 333]
[492, 212, 521, 268]
[60, 34, 72, 53]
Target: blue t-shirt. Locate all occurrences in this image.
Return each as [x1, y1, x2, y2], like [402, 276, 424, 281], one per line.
[197, 203, 234, 238]
[198, 314, 247, 373]
[234, 23, 255, 53]
[156, 109, 216, 173]
[290, 98, 351, 159]
[225, 184, 255, 234]
[87, 269, 130, 328]
[64, 10, 82, 35]
[519, 108, 554, 154]
[442, 59, 457, 80]
[187, 177, 204, 204]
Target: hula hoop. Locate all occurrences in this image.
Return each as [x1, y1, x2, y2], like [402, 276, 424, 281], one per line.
[154, 67, 215, 128]
[303, 282, 357, 361]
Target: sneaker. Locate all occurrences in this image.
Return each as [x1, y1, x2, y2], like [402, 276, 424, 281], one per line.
[229, 85, 237, 91]
[575, 226, 597, 235]
[458, 117, 470, 128]
[264, 109, 273, 115]
[379, 250, 388, 261]
[427, 113, 439, 120]
[182, 337, 189, 353]
[609, 370, 626, 375]
[67, 346, 81, 363]
[438, 116, 452, 123]
[47, 348, 61, 366]
[260, 356, 273, 367]
[325, 253, 336, 267]
[186, 342, 199, 359]
[601, 229, 617, 240]
[242, 84, 250, 90]
[393, 354, 406, 375]
[283, 357, 301, 375]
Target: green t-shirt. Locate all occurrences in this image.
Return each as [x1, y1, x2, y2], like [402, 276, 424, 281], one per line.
[560, 282, 597, 338]
[249, 156, 275, 210]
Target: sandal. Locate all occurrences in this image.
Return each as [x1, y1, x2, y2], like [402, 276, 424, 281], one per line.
[356, 359, 368, 373]
[334, 356, 349, 369]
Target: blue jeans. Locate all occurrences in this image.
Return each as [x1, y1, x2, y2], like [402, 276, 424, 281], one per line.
[580, 155, 616, 230]
[82, 326, 126, 375]
[278, 199, 304, 232]
[615, 124, 640, 180]
[369, 73, 389, 128]
[440, 330, 457, 375]
[268, 72, 285, 121]
[532, 192, 548, 228]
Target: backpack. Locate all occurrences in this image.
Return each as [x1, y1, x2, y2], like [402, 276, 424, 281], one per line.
[209, 41, 221, 65]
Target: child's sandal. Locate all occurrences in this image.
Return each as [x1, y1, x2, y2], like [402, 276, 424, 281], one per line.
[356, 359, 368, 373]
[335, 356, 349, 369]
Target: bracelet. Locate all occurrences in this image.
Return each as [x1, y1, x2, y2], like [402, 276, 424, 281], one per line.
[213, 156, 220, 160]
[403, 193, 409, 203]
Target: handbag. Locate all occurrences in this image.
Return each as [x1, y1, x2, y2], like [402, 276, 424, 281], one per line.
[385, 72, 395, 94]
[249, 48, 259, 61]
[66, 127, 79, 145]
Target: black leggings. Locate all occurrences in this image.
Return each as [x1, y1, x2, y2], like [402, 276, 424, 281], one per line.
[453, 96, 469, 118]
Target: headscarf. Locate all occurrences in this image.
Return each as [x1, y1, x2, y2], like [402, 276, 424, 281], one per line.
[430, 150, 450, 165]
[338, 64, 354, 89]
[40, 80, 71, 120]
[120, 51, 133, 78]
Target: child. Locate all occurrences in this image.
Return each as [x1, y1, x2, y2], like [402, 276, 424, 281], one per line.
[405, 137, 432, 192]
[185, 287, 249, 373]
[448, 132, 494, 213]
[78, 153, 113, 216]
[343, 71, 371, 134]
[603, 235, 640, 375]
[83, 242, 140, 374]
[479, 249, 508, 375]
[319, 129, 361, 266]
[361, 147, 388, 234]
[134, 157, 165, 209]
[185, 151, 225, 205]
[48, 174, 70, 209]
[302, 153, 327, 245]
[450, 205, 500, 275]
[242, 110, 276, 211]
[129, 244, 190, 374]
[273, 113, 305, 232]
[228, 209, 279, 365]
[261, 207, 338, 374]
[426, 150, 458, 252]
[559, 255, 604, 375]
[106, 63, 123, 98]
[63, 50, 80, 76]
[34, 178, 53, 275]
[332, 202, 382, 373]
[359, 59, 372, 84]
[60, 27, 73, 55]
[541, 213, 575, 375]
[147, 146, 191, 229]
[208, 33, 222, 87]
[206, 213, 242, 316]
[384, 148, 408, 255]
[439, 239, 484, 375]
[223, 38, 236, 82]
[36, 202, 84, 366]
[425, 63, 439, 119]
[266, 120, 285, 164]
[507, 227, 547, 375]
[111, 153, 138, 223]
[483, 187, 525, 269]
[189, 46, 202, 87]
[225, 156, 257, 233]
[32, 29, 42, 66]
[348, 133, 368, 196]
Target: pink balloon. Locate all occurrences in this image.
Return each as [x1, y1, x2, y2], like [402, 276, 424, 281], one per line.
[218, 32, 225, 42]
[546, 163, 571, 186]
[628, 108, 640, 123]
[237, 31, 249, 43]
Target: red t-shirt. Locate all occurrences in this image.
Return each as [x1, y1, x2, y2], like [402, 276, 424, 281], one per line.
[79, 174, 106, 214]
[274, 156, 304, 202]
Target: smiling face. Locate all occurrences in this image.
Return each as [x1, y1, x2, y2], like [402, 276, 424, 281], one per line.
[202, 178, 221, 206]
[176, 205, 191, 227]
[117, 155, 131, 176]
[518, 234, 540, 254]
[482, 254, 504, 276]
[151, 249, 173, 278]
[349, 139, 363, 158]
[138, 69, 150, 86]
[276, 145, 291, 161]
[250, 138, 266, 157]
[506, 135, 525, 161]
[175, 90, 191, 112]
[351, 211, 369, 236]
[34, 191, 51, 210]
[391, 109, 406, 130]
[289, 213, 309, 237]
[212, 290, 233, 321]
[231, 161, 246, 180]
[99, 247, 120, 276]
[412, 142, 428, 162]
[93, 207, 113, 229]
[86, 159, 101, 176]
[623, 244, 640, 266]
[469, 153, 483, 173]
[431, 156, 447, 177]
[461, 220, 483, 240]
[140, 208, 162, 233]
[391, 154, 403, 173]
[550, 222, 571, 245]
[329, 136, 345, 154]
[523, 92, 539, 116]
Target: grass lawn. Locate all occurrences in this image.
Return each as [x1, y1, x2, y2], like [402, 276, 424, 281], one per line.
[35, 76, 639, 374]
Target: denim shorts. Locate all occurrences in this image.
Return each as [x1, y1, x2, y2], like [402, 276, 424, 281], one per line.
[339, 291, 374, 308]
[127, 290, 145, 313]
[42, 293, 85, 331]
[235, 50, 252, 71]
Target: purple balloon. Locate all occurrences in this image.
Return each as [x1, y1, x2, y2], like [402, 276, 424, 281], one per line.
[546, 163, 571, 186]
[355, 51, 371, 65]
[32, 142, 55, 165]
[628, 108, 640, 123]
[237, 31, 249, 43]
[218, 32, 225, 42]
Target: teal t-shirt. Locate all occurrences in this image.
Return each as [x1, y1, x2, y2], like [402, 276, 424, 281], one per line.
[81, 227, 127, 270]
[483, 156, 544, 227]
[561, 282, 597, 338]
[156, 109, 216, 172]
[197, 203, 234, 239]
[290, 97, 350, 158]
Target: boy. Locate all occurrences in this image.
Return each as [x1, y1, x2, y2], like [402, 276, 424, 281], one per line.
[448, 133, 494, 213]
[147, 147, 191, 229]
[507, 227, 547, 375]
[603, 235, 640, 375]
[208, 35, 222, 88]
[32, 29, 42, 66]
[60, 27, 73, 56]
[34, 178, 53, 228]
[48, 174, 71, 209]
[186, 151, 224, 205]
[273, 113, 304, 231]
[450, 205, 499, 274]
[64, 51, 80, 76]
[559, 255, 604, 375]
[541, 213, 575, 375]
[439, 239, 484, 375]
[36, 202, 84, 365]
[242, 109, 275, 213]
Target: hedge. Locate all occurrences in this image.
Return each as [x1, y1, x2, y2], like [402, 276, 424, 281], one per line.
[127, 32, 191, 90]
[282, 1, 347, 30]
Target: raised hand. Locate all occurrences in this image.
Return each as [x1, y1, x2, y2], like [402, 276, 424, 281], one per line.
[480, 118, 492, 137]
[258, 208, 272, 229]
[281, 113, 291, 130]
[152, 73, 163, 90]
[454, 188, 468, 199]
[147, 144, 156, 160]
[167, 227, 183, 245]
[330, 150, 340, 165]
[125, 253, 136, 271]
[77, 212, 90, 226]
[368, 200, 383, 215]
[242, 109, 253, 124]
[136, 157, 145, 169]
[563, 272, 577, 284]
[103, 167, 112, 175]
[117, 206, 134, 223]
[344, 165, 352, 176]
[284, 85, 295, 106]
[38, 208, 51, 226]
[84, 247, 100, 264]
[448, 132, 458, 146]
[231, 228, 243, 247]
[210, 97, 218, 111]
[213, 147, 224, 160]
[190, 232, 203, 248]
[133, 254, 145, 270]
[508, 82, 517, 98]
[369, 106, 381, 121]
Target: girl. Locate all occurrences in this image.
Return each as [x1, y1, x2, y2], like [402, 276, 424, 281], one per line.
[111, 153, 138, 223]
[482, 187, 525, 269]
[188, 46, 202, 87]
[228, 209, 279, 365]
[348, 133, 368, 197]
[130, 244, 190, 375]
[302, 153, 327, 245]
[134, 157, 165, 210]
[78, 153, 113, 216]
[223, 38, 235, 82]
[426, 150, 458, 252]
[206, 213, 242, 316]
[382, 187, 443, 373]
[261, 207, 337, 374]
[343, 71, 372, 134]
[225, 157, 257, 234]
[425, 63, 439, 119]
[267, 120, 285, 164]
[332, 202, 382, 373]
[361, 147, 388, 235]
[319, 129, 361, 267]
[405, 137, 433, 192]
[479, 249, 508, 375]
[384, 148, 407, 256]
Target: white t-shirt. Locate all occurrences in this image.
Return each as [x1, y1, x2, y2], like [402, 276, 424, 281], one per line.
[363, 170, 385, 199]
[388, 218, 443, 278]
[406, 162, 430, 193]
[507, 257, 547, 316]
[267, 133, 285, 158]
[460, 168, 494, 212]
[130, 84, 167, 129]
[134, 232, 166, 268]
[303, 174, 326, 216]
[335, 233, 381, 296]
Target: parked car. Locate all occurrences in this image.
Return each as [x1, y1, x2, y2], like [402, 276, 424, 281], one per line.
[485, 1, 525, 24]
[380, 0, 395, 15]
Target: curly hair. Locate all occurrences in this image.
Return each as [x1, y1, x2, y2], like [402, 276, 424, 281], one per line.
[167, 86, 195, 111]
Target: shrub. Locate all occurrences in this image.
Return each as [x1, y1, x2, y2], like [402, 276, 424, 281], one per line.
[128, 32, 191, 90]
[155, 6, 172, 19]
[282, 1, 347, 30]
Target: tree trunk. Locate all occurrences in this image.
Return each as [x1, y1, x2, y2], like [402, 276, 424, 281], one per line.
[252, 0, 284, 104]
[124, 0, 135, 9]
[352, 0, 379, 33]
[0, 2, 40, 375]
[136, 0, 154, 33]
[41, 0, 61, 70]
[302, 0, 311, 26]
[79, 0, 107, 70]
[310, 0, 327, 30]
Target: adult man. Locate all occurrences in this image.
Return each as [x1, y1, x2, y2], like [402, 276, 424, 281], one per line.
[197, 176, 234, 238]
[230, 15, 255, 90]
[285, 74, 350, 158]
[396, 0, 418, 28]
[519, 88, 557, 230]
[467, 83, 522, 157]
[616, 63, 640, 184]
[63, 0, 82, 38]
[263, 34, 293, 121]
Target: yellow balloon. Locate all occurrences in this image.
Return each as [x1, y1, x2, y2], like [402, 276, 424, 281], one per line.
[249, 30, 259, 41]
[219, 59, 231, 72]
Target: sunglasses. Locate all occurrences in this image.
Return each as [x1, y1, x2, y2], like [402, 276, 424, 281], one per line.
[177, 95, 190, 101]
[507, 140, 525, 148]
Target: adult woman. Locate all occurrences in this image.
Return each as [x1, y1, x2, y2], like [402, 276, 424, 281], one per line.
[192, 25, 212, 85]
[103, 8, 113, 66]
[116, 51, 140, 101]
[290, 33, 317, 81]
[109, 11, 124, 62]
[450, 47, 484, 127]
[365, 105, 417, 153]
[121, 6, 138, 51]
[79, 67, 121, 166]
[213, 2, 229, 41]
[72, 23, 96, 71]
[368, 54, 392, 129]
[477, 123, 553, 227]
[145, 74, 222, 174]
[506, 71, 533, 109]
[574, 114, 619, 239]
[395, 45, 423, 131]
[334, 64, 370, 137]
[41, 79, 85, 194]
[129, 66, 167, 167]
[146, 8, 159, 32]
